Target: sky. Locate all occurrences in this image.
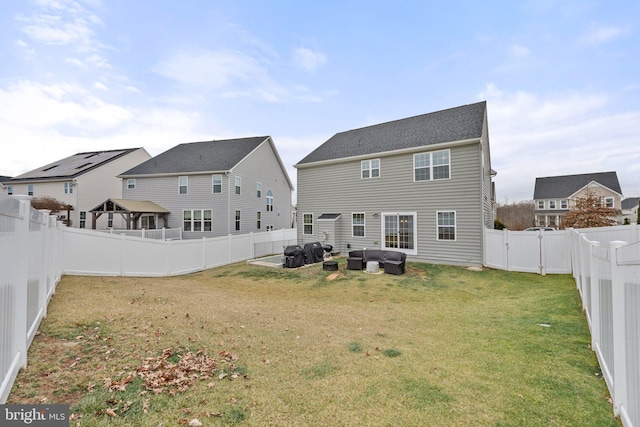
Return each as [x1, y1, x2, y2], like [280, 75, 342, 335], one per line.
[1, 0, 639, 203]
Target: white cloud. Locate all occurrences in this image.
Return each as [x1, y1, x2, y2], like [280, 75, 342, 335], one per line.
[94, 81, 108, 91]
[479, 84, 640, 201]
[291, 48, 327, 71]
[582, 25, 624, 44]
[0, 79, 207, 177]
[154, 48, 325, 103]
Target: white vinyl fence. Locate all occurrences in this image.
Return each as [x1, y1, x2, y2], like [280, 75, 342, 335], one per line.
[572, 231, 640, 427]
[62, 227, 296, 276]
[484, 229, 572, 274]
[1, 195, 63, 403]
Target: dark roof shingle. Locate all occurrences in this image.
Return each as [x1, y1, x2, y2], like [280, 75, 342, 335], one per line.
[533, 172, 622, 199]
[296, 101, 486, 165]
[120, 137, 268, 176]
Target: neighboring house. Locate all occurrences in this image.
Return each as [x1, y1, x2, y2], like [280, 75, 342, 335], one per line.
[533, 171, 623, 228]
[622, 197, 640, 224]
[1, 148, 151, 228]
[118, 136, 294, 239]
[294, 101, 495, 266]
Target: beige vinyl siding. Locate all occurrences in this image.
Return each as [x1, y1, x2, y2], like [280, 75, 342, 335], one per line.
[296, 142, 486, 265]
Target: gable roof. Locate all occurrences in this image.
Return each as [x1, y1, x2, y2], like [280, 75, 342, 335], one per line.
[6, 148, 142, 183]
[90, 198, 170, 214]
[120, 136, 268, 176]
[533, 171, 622, 199]
[622, 197, 640, 210]
[296, 101, 486, 166]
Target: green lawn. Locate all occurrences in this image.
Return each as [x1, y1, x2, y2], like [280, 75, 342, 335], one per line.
[9, 260, 620, 426]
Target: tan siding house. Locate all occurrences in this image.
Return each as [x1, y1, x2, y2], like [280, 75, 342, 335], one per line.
[1, 148, 151, 229]
[295, 102, 495, 266]
[533, 172, 623, 228]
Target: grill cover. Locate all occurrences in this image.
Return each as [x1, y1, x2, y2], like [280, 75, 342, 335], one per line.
[303, 242, 325, 264]
[284, 245, 305, 268]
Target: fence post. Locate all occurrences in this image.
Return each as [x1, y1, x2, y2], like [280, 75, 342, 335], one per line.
[503, 230, 510, 271]
[13, 196, 31, 368]
[588, 241, 600, 346]
[610, 240, 628, 417]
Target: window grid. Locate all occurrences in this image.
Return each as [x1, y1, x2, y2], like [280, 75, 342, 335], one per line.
[437, 211, 456, 241]
[179, 176, 188, 195]
[361, 159, 380, 179]
[303, 213, 313, 235]
[352, 213, 365, 237]
[414, 150, 450, 181]
[212, 175, 222, 193]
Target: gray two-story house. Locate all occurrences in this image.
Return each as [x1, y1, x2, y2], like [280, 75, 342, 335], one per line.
[294, 101, 495, 266]
[118, 136, 294, 239]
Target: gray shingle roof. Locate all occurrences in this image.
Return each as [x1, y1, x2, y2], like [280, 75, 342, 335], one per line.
[622, 197, 640, 210]
[533, 172, 622, 199]
[120, 137, 269, 176]
[296, 101, 486, 165]
[6, 148, 141, 182]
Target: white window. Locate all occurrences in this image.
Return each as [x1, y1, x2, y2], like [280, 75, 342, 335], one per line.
[235, 210, 241, 231]
[382, 213, 416, 254]
[257, 182, 262, 198]
[7, 185, 12, 195]
[560, 200, 568, 209]
[537, 200, 545, 209]
[352, 213, 365, 237]
[212, 174, 222, 193]
[361, 159, 380, 179]
[79, 211, 86, 229]
[266, 189, 274, 212]
[414, 150, 450, 181]
[257, 211, 261, 229]
[179, 176, 188, 195]
[28, 184, 34, 196]
[437, 211, 456, 241]
[108, 213, 113, 228]
[183, 209, 212, 232]
[303, 213, 313, 235]
[604, 197, 614, 208]
[127, 179, 136, 189]
[235, 176, 241, 195]
[549, 200, 556, 209]
[64, 182, 73, 194]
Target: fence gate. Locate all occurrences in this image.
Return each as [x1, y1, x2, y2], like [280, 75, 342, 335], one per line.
[484, 229, 571, 274]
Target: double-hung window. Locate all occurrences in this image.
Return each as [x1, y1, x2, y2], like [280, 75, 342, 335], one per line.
[537, 200, 545, 209]
[560, 200, 568, 209]
[257, 182, 262, 198]
[549, 200, 556, 209]
[414, 150, 450, 181]
[179, 176, 188, 195]
[64, 182, 73, 194]
[183, 209, 212, 232]
[303, 213, 313, 235]
[79, 211, 86, 229]
[437, 211, 456, 241]
[235, 210, 241, 231]
[212, 175, 222, 193]
[604, 197, 614, 208]
[235, 176, 241, 195]
[352, 213, 365, 237]
[361, 159, 380, 179]
[28, 184, 34, 196]
[382, 213, 416, 254]
[127, 179, 136, 189]
[257, 211, 261, 229]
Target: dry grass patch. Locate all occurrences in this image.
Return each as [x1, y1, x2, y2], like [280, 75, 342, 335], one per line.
[8, 259, 620, 426]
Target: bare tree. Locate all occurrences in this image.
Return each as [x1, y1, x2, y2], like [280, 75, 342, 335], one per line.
[31, 196, 73, 226]
[562, 193, 621, 229]
[496, 201, 535, 230]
